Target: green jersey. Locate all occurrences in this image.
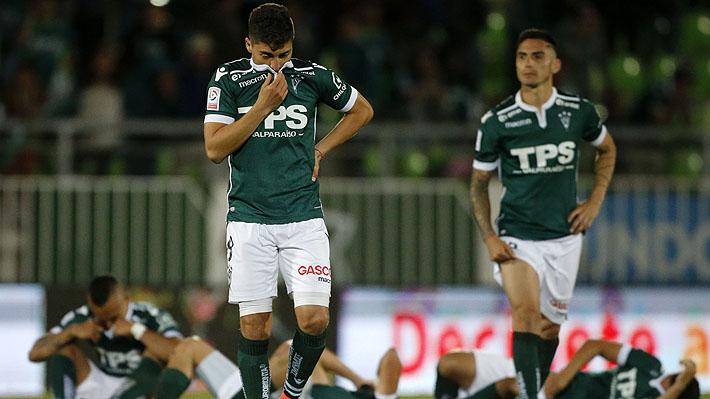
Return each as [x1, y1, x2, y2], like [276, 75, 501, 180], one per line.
[474, 88, 606, 240]
[50, 302, 181, 377]
[560, 345, 667, 399]
[204, 57, 358, 224]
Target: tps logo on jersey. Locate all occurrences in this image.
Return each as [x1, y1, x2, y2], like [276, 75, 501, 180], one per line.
[558, 111, 572, 131]
[207, 87, 220, 110]
[510, 141, 576, 173]
[238, 104, 308, 130]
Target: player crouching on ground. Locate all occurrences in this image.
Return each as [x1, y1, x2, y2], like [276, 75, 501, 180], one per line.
[435, 339, 699, 399]
[28, 275, 182, 399]
[153, 338, 402, 399]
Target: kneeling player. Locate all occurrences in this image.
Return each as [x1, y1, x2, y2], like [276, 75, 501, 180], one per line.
[154, 338, 402, 399]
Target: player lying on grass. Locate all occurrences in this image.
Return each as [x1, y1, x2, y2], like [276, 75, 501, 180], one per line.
[435, 339, 699, 399]
[154, 338, 402, 399]
[28, 275, 182, 399]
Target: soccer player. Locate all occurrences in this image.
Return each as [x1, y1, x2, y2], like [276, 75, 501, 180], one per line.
[434, 340, 699, 399]
[28, 275, 182, 399]
[153, 338, 401, 399]
[470, 28, 616, 399]
[202, 3, 373, 399]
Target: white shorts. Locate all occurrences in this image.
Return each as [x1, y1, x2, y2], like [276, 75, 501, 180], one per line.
[226, 218, 331, 304]
[493, 234, 583, 325]
[458, 350, 516, 398]
[75, 360, 127, 399]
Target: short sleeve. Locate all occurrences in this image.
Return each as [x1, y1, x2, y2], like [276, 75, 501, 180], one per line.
[49, 305, 90, 334]
[620, 347, 664, 378]
[581, 100, 607, 146]
[314, 64, 358, 112]
[151, 308, 182, 338]
[473, 112, 501, 171]
[204, 65, 239, 124]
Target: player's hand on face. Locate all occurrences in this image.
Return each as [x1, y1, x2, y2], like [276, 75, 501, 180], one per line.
[71, 319, 103, 342]
[567, 199, 602, 234]
[483, 235, 516, 263]
[254, 72, 288, 114]
[112, 318, 134, 337]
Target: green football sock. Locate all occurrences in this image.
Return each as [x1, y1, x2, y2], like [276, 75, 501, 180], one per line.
[512, 332, 540, 399]
[282, 328, 326, 399]
[153, 368, 191, 399]
[237, 333, 270, 399]
[230, 382, 274, 399]
[538, 338, 559, 385]
[468, 383, 500, 399]
[113, 357, 163, 399]
[48, 354, 76, 399]
[434, 371, 459, 399]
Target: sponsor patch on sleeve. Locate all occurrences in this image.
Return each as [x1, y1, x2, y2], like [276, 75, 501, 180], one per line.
[207, 87, 220, 110]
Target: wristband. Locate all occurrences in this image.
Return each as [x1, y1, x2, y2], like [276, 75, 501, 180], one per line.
[130, 322, 147, 341]
[315, 148, 324, 159]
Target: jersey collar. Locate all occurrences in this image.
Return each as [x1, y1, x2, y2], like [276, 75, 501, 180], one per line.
[649, 372, 670, 395]
[249, 58, 294, 75]
[514, 87, 558, 129]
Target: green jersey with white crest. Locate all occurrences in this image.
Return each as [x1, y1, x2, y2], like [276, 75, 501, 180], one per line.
[50, 302, 181, 377]
[559, 345, 668, 399]
[204, 57, 358, 224]
[474, 88, 607, 240]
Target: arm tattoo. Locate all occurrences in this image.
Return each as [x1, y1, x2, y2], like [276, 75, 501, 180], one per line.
[470, 171, 496, 240]
[35, 334, 68, 351]
[591, 143, 616, 200]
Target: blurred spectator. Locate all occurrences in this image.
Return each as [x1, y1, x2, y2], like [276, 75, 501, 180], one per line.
[77, 48, 124, 151]
[4, 63, 45, 117]
[634, 66, 694, 126]
[179, 32, 216, 116]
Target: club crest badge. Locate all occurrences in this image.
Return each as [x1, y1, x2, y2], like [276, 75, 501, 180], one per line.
[558, 111, 572, 131]
[291, 75, 304, 94]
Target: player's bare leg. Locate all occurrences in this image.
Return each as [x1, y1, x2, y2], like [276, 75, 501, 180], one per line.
[49, 344, 91, 398]
[281, 304, 329, 399]
[269, 340, 293, 389]
[154, 337, 243, 399]
[500, 259, 541, 399]
[374, 348, 402, 397]
[436, 351, 518, 399]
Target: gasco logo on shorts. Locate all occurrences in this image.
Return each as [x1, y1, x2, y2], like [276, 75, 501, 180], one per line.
[549, 298, 568, 310]
[298, 265, 330, 276]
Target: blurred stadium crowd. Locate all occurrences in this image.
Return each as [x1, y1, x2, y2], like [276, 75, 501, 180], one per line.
[1, 0, 709, 175]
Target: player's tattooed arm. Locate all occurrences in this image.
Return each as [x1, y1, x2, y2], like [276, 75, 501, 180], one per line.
[568, 132, 616, 234]
[471, 169, 516, 262]
[28, 321, 101, 362]
[470, 169, 496, 240]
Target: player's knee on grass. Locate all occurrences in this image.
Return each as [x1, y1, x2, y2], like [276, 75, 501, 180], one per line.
[376, 348, 402, 395]
[437, 351, 475, 387]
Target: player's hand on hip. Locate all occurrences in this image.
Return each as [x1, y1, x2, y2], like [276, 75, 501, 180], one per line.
[254, 72, 288, 114]
[312, 147, 324, 182]
[567, 199, 602, 234]
[484, 235, 516, 262]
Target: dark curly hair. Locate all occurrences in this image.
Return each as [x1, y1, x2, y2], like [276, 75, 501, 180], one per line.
[248, 3, 295, 50]
[88, 274, 120, 306]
